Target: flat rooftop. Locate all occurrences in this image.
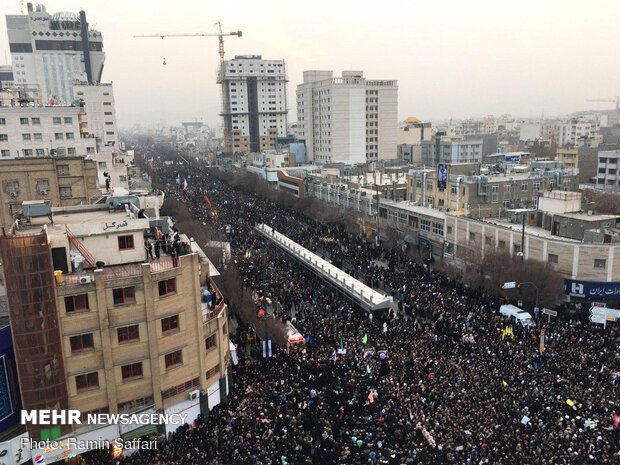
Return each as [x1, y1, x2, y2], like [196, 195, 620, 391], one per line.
[476, 216, 580, 242]
[380, 199, 447, 220]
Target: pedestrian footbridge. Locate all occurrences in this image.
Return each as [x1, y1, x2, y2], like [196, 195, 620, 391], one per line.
[255, 224, 393, 312]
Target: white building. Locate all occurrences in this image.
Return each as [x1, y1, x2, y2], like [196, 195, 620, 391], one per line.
[596, 150, 620, 189]
[6, 3, 105, 104]
[74, 82, 118, 148]
[0, 102, 97, 159]
[219, 55, 288, 153]
[556, 118, 600, 147]
[296, 70, 398, 165]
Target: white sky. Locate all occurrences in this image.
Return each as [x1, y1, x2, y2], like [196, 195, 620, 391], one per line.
[1, 0, 620, 129]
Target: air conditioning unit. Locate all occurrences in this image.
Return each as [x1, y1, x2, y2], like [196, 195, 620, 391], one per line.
[9, 191, 17, 197]
[79, 276, 92, 284]
[39, 189, 48, 195]
[188, 389, 200, 401]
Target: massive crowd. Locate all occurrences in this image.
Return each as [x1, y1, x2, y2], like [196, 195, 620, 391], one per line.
[90, 161, 619, 465]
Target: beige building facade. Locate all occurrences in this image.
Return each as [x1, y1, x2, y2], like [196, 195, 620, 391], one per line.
[0, 156, 99, 230]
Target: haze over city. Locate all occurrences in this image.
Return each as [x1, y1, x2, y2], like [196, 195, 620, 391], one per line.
[1, 0, 619, 128]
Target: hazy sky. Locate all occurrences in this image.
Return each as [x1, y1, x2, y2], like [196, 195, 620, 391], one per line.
[1, 0, 620, 129]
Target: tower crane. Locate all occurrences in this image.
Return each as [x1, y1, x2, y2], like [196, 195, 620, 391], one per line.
[134, 22, 242, 151]
[134, 22, 242, 75]
[586, 96, 620, 111]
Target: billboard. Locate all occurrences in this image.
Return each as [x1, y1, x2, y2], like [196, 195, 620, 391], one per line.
[437, 163, 448, 190]
[564, 279, 620, 300]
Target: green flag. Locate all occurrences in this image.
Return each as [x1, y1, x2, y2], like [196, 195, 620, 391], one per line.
[362, 333, 368, 345]
[340, 333, 344, 348]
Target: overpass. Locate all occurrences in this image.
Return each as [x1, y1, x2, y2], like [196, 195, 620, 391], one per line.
[255, 224, 393, 312]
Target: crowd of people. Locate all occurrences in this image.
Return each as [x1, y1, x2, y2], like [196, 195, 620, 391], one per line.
[90, 161, 619, 465]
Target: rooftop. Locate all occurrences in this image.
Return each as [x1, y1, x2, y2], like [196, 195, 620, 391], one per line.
[380, 199, 447, 221]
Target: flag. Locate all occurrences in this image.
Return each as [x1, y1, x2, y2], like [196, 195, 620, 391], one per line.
[539, 329, 545, 353]
[501, 380, 508, 388]
[183, 178, 188, 190]
[566, 399, 575, 407]
[204, 193, 213, 209]
[613, 412, 619, 428]
[362, 333, 368, 345]
[340, 334, 344, 349]
[268, 340, 272, 357]
[501, 326, 515, 340]
[262, 341, 267, 358]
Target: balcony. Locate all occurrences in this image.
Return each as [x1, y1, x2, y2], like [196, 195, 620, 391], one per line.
[56, 256, 181, 286]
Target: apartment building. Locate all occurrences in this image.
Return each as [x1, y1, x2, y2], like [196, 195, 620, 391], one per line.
[0, 204, 230, 460]
[0, 156, 99, 230]
[556, 147, 601, 183]
[0, 102, 98, 159]
[406, 165, 578, 217]
[74, 82, 118, 148]
[219, 55, 288, 154]
[6, 3, 105, 104]
[556, 118, 600, 147]
[397, 117, 432, 164]
[296, 70, 398, 164]
[595, 150, 620, 188]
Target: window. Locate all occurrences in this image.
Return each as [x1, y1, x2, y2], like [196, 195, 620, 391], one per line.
[36, 180, 49, 193]
[118, 396, 154, 413]
[205, 364, 220, 380]
[65, 294, 89, 313]
[164, 350, 183, 369]
[70, 333, 94, 353]
[548, 253, 559, 264]
[87, 147, 95, 154]
[55, 132, 63, 140]
[469, 232, 476, 242]
[117, 325, 139, 343]
[23, 149, 32, 156]
[158, 278, 177, 297]
[65, 132, 74, 140]
[20, 117, 29, 125]
[121, 362, 143, 381]
[34, 133, 43, 141]
[113, 286, 135, 305]
[35, 148, 45, 156]
[0, 134, 7, 141]
[64, 117, 72, 124]
[1, 150, 10, 157]
[53, 117, 61, 124]
[60, 187, 72, 198]
[431, 222, 443, 236]
[485, 236, 492, 246]
[31, 117, 40, 125]
[205, 334, 216, 351]
[161, 315, 179, 334]
[420, 219, 431, 232]
[67, 147, 76, 155]
[98, 161, 107, 169]
[57, 165, 69, 176]
[22, 133, 31, 141]
[594, 259, 606, 269]
[161, 378, 199, 400]
[514, 244, 522, 255]
[447, 226, 453, 235]
[0, 118, 5, 125]
[118, 235, 134, 250]
[498, 240, 506, 249]
[75, 371, 99, 392]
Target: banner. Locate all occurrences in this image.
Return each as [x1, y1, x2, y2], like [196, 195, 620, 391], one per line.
[564, 279, 620, 300]
[437, 163, 448, 190]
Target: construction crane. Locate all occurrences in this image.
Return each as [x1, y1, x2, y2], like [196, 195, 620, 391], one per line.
[134, 22, 242, 75]
[586, 96, 620, 111]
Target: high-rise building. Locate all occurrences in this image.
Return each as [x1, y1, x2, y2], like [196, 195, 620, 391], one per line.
[296, 70, 398, 165]
[6, 3, 105, 104]
[219, 55, 288, 153]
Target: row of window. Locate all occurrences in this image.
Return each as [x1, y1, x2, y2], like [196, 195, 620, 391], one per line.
[0, 116, 73, 126]
[20, 132, 74, 141]
[75, 349, 187, 392]
[0, 147, 80, 157]
[65, 278, 178, 314]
